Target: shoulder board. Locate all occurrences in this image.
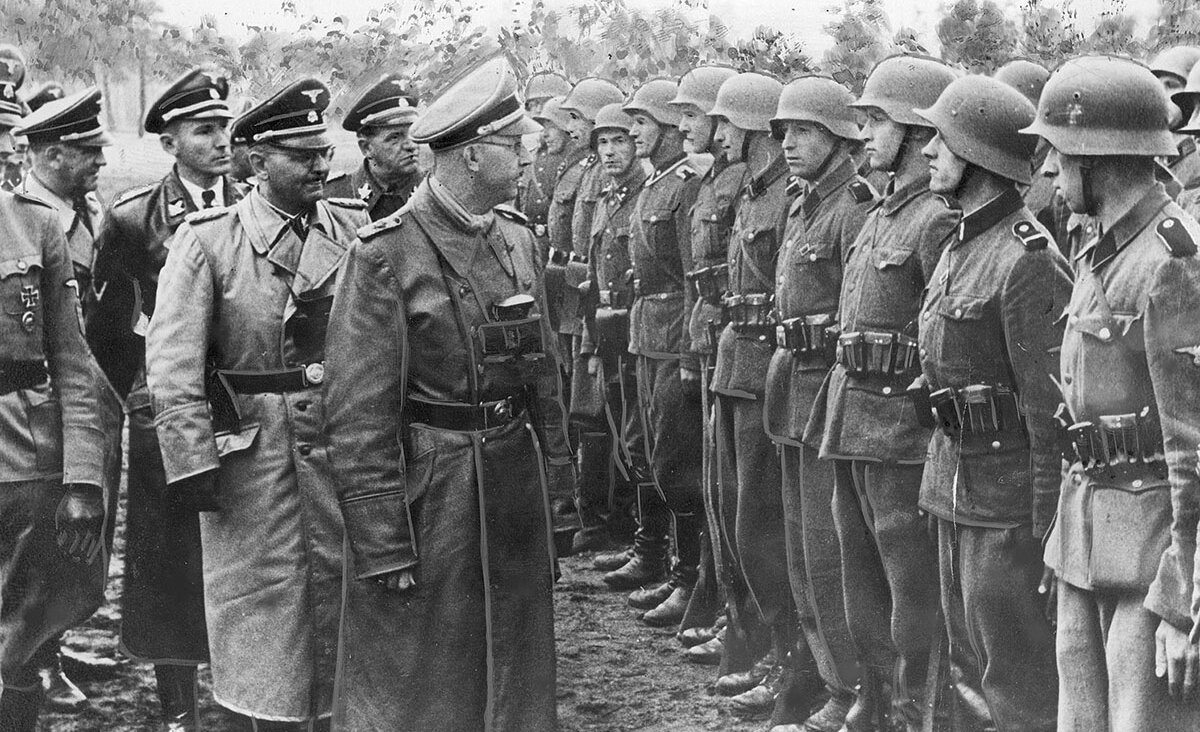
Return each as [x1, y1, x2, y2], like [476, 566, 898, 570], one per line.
[326, 171, 349, 184]
[11, 190, 53, 208]
[785, 176, 803, 198]
[357, 212, 404, 241]
[848, 180, 874, 204]
[113, 182, 155, 207]
[495, 205, 528, 226]
[675, 164, 697, 182]
[184, 207, 231, 224]
[325, 197, 368, 210]
[1157, 217, 1198, 257]
[1012, 220, 1048, 251]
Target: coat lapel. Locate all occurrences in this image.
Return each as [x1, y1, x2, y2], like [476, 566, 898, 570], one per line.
[292, 203, 347, 294]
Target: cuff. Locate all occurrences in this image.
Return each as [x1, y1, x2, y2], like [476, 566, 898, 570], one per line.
[1144, 544, 1195, 632]
[155, 401, 220, 484]
[60, 425, 107, 487]
[340, 491, 419, 579]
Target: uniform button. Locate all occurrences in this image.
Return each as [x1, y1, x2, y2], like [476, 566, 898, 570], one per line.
[923, 310, 931, 320]
[650, 215, 659, 222]
[1073, 474, 1082, 484]
[882, 386, 892, 395]
[991, 440, 1001, 450]
[954, 308, 963, 318]
[1098, 327, 1111, 340]
[296, 401, 310, 412]
[16, 260, 26, 271]
[459, 284, 470, 296]
[1132, 479, 1144, 489]
[920, 348, 927, 358]
[298, 444, 312, 456]
[809, 254, 817, 262]
[710, 214, 718, 221]
[606, 253, 613, 260]
[1064, 375, 1072, 385]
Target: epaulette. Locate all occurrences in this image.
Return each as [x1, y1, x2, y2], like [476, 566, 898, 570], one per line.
[11, 190, 53, 209]
[675, 164, 697, 182]
[357, 211, 403, 241]
[325, 197, 368, 210]
[495, 205, 528, 226]
[1157, 217, 1198, 257]
[1012, 220, 1048, 251]
[326, 171, 349, 184]
[184, 207, 231, 224]
[113, 182, 155, 207]
[785, 176, 803, 198]
[848, 180, 874, 204]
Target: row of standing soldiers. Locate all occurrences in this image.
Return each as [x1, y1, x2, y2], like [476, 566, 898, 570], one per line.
[520, 46, 1200, 732]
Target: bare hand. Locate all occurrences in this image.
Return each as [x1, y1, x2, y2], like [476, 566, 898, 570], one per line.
[1156, 619, 1200, 700]
[372, 569, 417, 593]
[55, 484, 105, 565]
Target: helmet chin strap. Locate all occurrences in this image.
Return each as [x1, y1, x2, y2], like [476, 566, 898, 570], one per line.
[741, 129, 755, 164]
[1079, 157, 1097, 216]
[951, 162, 979, 202]
[810, 139, 843, 183]
[882, 124, 917, 174]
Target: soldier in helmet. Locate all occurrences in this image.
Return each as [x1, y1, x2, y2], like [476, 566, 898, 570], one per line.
[763, 75, 874, 732]
[1151, 46, 1200, 197]
[706, 70, 799, 720]
[802, 55, 959, 730]
[145, 78, 368, 728]
[524, 97, 572, 266]
[325, 73, 420, 221]
[912, 73, 1072, 731]
[669, 64, 745, 659]
[1170, 64, 1200, 219]
[1023, 55, 1200, 731]
[324, 57, 572, 731]
[598, 78, 704, 633]
[524, 70, 572, 116]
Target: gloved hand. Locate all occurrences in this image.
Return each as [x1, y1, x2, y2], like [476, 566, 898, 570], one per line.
[56, 483, 105, 565]
[171, 470, 222, 513]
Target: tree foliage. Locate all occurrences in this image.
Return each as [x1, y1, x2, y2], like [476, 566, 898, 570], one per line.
[822, 0, 895, 93]
[936, 0, 1020, 73]
[1019, 0, 1082, 68]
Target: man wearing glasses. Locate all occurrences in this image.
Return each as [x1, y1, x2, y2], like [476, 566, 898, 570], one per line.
[145, 78, 367, 729]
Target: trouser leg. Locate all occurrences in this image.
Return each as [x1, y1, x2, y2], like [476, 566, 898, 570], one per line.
[575, 429, 613, 532]
[1055, 581, 1108, 732]
[156, 663, 199, 727]
[936, 521, 995, 732]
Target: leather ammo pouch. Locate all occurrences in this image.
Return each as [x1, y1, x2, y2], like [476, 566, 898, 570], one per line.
[723, 293, 776, 342]
[477, 295, 547, 380]
[593, 303, 630, 364]
[687, 263, 729, 307]
[775, 313, 836, 364]
[836, 330, 919, 378]
[910, 384, 1024, 440]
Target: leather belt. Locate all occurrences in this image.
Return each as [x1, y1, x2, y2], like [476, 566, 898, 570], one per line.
[407, 392, 527, 432]
[0, 359, 49, 395]
[909, 382, 1024, 437]
[549, 248, 587, 267]
[775, 313, 836, 362]
[598, 288, 633, 309]
[632, 278, 681, 299]
[836, 330, 919, 378]
[220, 363, 325, 394]
[1057, 405, 1166, 473]
[686, 263, 729, 306]
[723, 293, 776, 332]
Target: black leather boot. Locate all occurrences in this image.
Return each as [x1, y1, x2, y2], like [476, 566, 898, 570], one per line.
[156, 664, 199, 731]
[601, 483, 669, 590]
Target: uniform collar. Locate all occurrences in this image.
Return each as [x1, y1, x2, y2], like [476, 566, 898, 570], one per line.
[1075, 184, 1171, 271]
[644, 152, 689, 188]
[744, 155, 789, 199]
[879, 172, 932, 216]
[604, 167, 647, 207]
[955, 187, 1024, 246]
[801, 156, 857, 220]
[22, 172, 78, 232]
[242, 188, 331, 256]
[1173, 137, 1197, 166]
[175, 169, 225, 210]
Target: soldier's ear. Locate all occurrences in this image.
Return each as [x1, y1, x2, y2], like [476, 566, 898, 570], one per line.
[248, 147, 271, 180]
[159, 131, 178, 158]
[356, 131, 372, 158]
[462, 143, 482, 172]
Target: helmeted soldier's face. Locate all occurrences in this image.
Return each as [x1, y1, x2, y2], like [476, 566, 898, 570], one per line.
[161, 118, 231, 181]
[541, 124, 570, 156]
[781, 120, 839, 181]
[1041, 147, 1089, 214]
[254, 144, 334, 209]
[566, 110, 594, 146]
[359, 123, 419, 182]
[713, 117, 747, 163]
[922, 132, 968, 195]
[629, 113, 661, 158]
[595, 130, 636, 178]
[860, 107, 905, 172]
[677, 103, 715, 155]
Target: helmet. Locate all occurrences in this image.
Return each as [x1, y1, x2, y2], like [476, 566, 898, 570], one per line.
[670, 65, 738, 114]
[533, 96, 572, 131]
[623, 78, 682, 126]
[708, 72, 784, 132]
[1149, 46, 1200, 85]
[770, 75, 859, 141]
[994, 59, 1050, 105]
[590, 102, 635, 147]
[915, 75, 1037, 184]
[1021, 55, 1177, 157]
[525, 72, 572, 103]
[1175, 62, 1200, 133]
[850, 54, 959, 128]
[560, 77, 625, 122]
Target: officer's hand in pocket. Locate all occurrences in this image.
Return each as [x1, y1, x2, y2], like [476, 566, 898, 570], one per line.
[373, 569, 417, 593]
[680, 366, 702, 401]
[171, 470, 222, 513]
[55, 483, 105, 565]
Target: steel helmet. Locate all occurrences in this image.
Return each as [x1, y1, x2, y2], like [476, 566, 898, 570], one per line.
[850, 54, 959, 128]
[915, 75, 1037, 184]
[590, 102, 636, 147]
[1020, 55, 1177, 157]
[560, 77, 625, 122]
[770, 75, 859, 141]
[1175, 62, 1200, 134]
[623, 78, 682, 126]
[1149, 46, 1200, 85]
[994, 59, 1050, 105]
[525, 71, 572, 103]
[670, 66, 738, 114]
[708, 72, 784, 132]
[533, 96, 572, 131]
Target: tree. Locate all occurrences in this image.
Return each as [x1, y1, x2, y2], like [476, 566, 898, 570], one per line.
[1080, 0, 1143, 57]
[1019, 0, 1082, 68]
[1146, 0, 1200, 53]
[823, 0, 895, 93]
[936, 0, 1020, 73]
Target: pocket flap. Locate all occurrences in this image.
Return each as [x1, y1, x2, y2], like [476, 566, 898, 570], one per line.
[215, 423, 260, 457]
[643, 207, 676, 225]
[874, 245, 914, 269]
[938, 295, 989, 321]
[0, 254, 43, 279]
[404, 446, 437, 505]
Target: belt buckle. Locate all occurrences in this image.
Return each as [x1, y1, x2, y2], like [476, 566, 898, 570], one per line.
[303, 362, 325, 386]
[491, 397, 513, 425]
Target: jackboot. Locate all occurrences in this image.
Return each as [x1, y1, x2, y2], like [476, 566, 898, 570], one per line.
[840, 666, 895, 732]
[156, 664, 199, 731]
[628, 581, 672, 610]
[643, 511, 702, 626]
[0, 684, 40, 732]
[38, 652, 87, 711]
[685, 630, 724, 665]
[803, 689, 855, 732]
[592, 546, 633, 571]
[715, 650, 775, 696]
[601, 483, 669, 590]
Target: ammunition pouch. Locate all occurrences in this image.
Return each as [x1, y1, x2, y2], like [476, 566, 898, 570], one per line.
[836, 330, 919, 378]
[476, 315, 547, 380]
[597, 288, 633, 310]
[775, 312, 837, 364]
[1062, 406, 1166, 476]
[687, 263, 729, 307]
[909, 383, 1024, 439]
[594, 306, 630, 363]
[723, 293, 776, 340]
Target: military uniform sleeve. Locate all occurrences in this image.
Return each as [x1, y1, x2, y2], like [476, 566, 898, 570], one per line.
[145, 224, 219, 484]
[579, 226, 600, 358]
[533, 288, 573, 465]
[41, 209, 107, 486]
[87, 207, 144, 399]
[1141, 256, 1200, 631]
[324, 238, 419, 578]
[1001, 249, 1073, 538]
[678, 178, 702, 371]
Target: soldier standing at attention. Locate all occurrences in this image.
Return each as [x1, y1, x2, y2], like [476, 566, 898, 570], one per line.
[525, 96, 572, 266]
[802, 55, 959, 731]
[1171, 63, 1200, 220]
[323, 58, 572, 732]
[706, 71, 797, 719]
[324, 72, 420, 221]
[0, 91, 116, 732]
[763, 75, 873, 732]
[1024, 55, 1200, 731]
[145, 79, 367, 729]
[88, 67, 242, 732]
[913, 74, 1072, 731]
[1150, 46, 1200, 200]
[602, 78, 703, 630]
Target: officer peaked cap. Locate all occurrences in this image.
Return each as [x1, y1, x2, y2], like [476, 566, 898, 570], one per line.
[237, 78, 331, 149]
[410, 58, 541, 151]
[14, 87, 113, 147]
[343, 72, 419, 132]
[23, 82, 64, 113]
[0, 50, 26, 129]
[144, 68, 232, 134]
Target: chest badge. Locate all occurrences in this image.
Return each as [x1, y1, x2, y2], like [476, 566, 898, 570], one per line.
[20, 285, 39, 310]
[167, 198, 186, 218]
[358, 182, 372, 200]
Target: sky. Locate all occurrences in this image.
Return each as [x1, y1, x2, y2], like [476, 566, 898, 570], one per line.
[159, 0, 1157, 59]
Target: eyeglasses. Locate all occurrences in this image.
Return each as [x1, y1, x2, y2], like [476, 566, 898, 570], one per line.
[475, 137, 529, 156]
[265, 144, 335, 167]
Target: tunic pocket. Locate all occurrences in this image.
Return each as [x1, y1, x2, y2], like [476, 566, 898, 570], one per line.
[873, 245, 914, 270]
[1088, 477, 1170, 590]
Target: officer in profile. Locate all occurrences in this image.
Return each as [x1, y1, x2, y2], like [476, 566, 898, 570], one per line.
[325, 72, 421, 220]
[90, 67, 242, 732]
[324, 57, 572, 731]
[1026, 55, 1200, 731]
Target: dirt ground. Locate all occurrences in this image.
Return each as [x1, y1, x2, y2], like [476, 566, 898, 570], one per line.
[38, 133, 765, 731]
